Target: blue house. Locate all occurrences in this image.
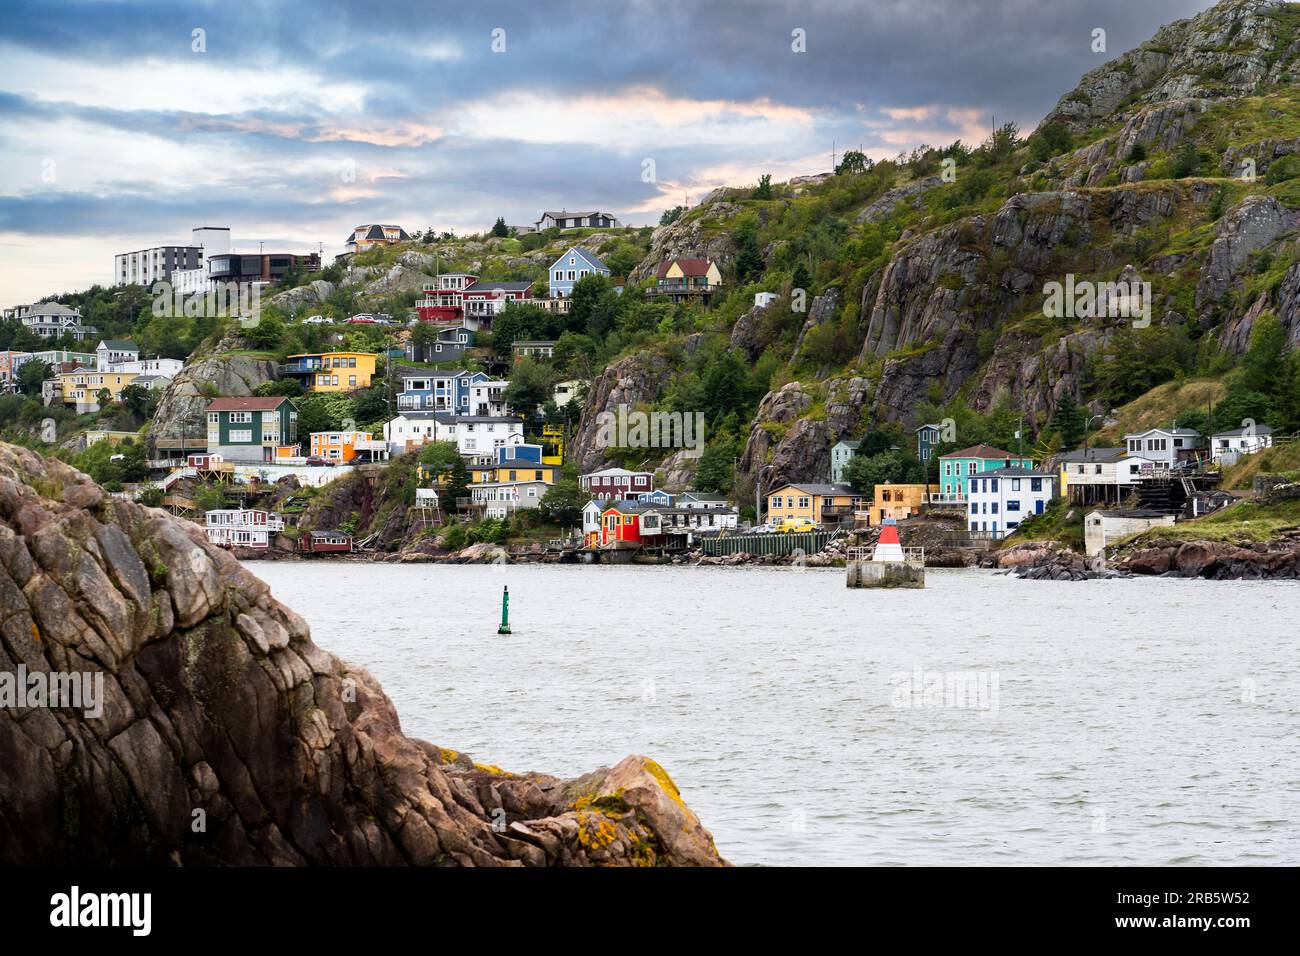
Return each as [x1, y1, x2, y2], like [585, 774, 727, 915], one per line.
[636, 489, 675, 506]
[916, 423, 944, 463]
[548, 247, 610, 300]
[408, 324, 474, 364]
[397, 369, 490, 415]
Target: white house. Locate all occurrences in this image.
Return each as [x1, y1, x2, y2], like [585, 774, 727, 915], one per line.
[1124, 428, 1207, 467]
[582, 500, 604, 538]
[96, 339, 139, 370]
[1210, 425, 1274, 465]
[204, 509, 285, 549]
[1084, 508, 1175, 557]
[553, 379, 585, 407]
[382, 412, 524, 457]
[754, 292, 778, 309]
[472, 479, 549, 518]
[966, 467, 1056, 538]
[659, 507, 739, 532]
[468, 380, 509, 417]
[1057, 447, 1148, 506]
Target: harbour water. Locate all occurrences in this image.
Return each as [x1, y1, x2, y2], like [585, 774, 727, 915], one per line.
[249, 562, 1300, 866]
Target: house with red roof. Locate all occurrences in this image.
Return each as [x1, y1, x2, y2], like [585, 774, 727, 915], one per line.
[598, 500, 663, 548]
[649, 258, 722, 303]
[205, 396, 299, 462]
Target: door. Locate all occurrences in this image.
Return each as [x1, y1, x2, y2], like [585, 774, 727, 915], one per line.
[1035, 499, 1044, 514]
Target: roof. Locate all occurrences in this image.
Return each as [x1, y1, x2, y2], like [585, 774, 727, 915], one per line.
[98, 339, 138, 351]
[464, 280, 533, 293]
[351, 224, 411, 242]
[1125, 427, 1203, 438]
[833, 440, 861, 450]
[206, 397, 292, 412]
[771, 482, 858, 496]
[309, 530, 353, 540]
[1056, 447, 1128, 463]
[939, 443, 1021, 460]
[550, 247, 609, 273]
[656, 258, 715, 278]
[432, 413, 522, 425]
[513, 340, 557, 348]
[916, 423, 945, 433]
[583, 467, 654, 478]
[977, 467, 1053, 478]
[1087, 508, 1171, 519]
[1212, 425, 1274, 438]
[601, 499, 659, 514]
[28, 302, 81, 317]
[539, 210, 614, 220]
[678, 491, 728, 501]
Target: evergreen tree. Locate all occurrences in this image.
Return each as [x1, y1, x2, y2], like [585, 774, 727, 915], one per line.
[1050, 393, 1085, 449]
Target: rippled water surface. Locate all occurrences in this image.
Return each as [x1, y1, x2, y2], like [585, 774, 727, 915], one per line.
[249, 562, 1299, 866]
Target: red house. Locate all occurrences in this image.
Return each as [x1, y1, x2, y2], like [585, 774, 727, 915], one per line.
[599, 500, 663, 547]
[581, 467, 655, 500]
[415, 274, 477, 323]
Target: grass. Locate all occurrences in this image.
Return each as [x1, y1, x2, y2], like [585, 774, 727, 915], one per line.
[1091, 378, 1227, 445]
[1218, 441, 1300, 489]
[1002, 497, 1084, 551]
[1125, 497, 1300, 546]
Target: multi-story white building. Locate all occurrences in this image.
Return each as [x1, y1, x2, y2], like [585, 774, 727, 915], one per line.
[114, 226, 230, 287]
[1123, 428, 1207, 468]
[204, 509, 285, 549]
[10, 302, 98, 340]
[966, 467, 1057, 539]
[381, 412, 524, 460]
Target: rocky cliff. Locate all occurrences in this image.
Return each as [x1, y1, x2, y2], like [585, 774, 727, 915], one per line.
[0, 443, 724, 866]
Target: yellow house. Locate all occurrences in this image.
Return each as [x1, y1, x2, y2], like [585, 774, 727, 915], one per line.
[282, 352, 377, 392]
[471, 461, 558, 485]
[58, 370, 139, 410]
[652, 258, 723, 302]
[766, 482, 863, 528]
[867, 483, 939, 526]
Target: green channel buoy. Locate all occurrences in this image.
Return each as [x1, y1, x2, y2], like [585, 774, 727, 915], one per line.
[498, 585, 511, 634]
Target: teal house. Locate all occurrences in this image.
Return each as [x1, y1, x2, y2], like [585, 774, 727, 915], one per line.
[206, 396, 299, 463]
[938, 444, 1034, 500]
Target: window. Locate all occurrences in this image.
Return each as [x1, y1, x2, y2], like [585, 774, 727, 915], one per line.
[771, 496, 782, 510]
[1012, 479, 1021, 491]
[991, 503, 999, 514]
[944, 463, 952, 476]
[1006, 500, 1020, 512]
[990, 479, 999, 492]
[229, 411, 252, 424]
[797, 497, 810, 509]
[1030, 478, 1042, 492]
[230, 429, 253, 442]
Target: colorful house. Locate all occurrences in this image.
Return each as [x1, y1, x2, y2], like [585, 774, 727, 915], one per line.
[416, 274, 478, 323]
[345, 224, 411, 254]
[937, 444, 1034, 502]
[396, 369, 497, 415]
[461, 280, 534, 324]
[548, 247, 610, 299]
[279, 352, 376, 392]
[57, 369, 139, 412]
[309, 430, 388, 463]
[599, 500, 663, 547]
[766, 483, 863, 527]
[868, 483, 939, 526]
[916, 423, 944, 463]
[649, 258, 722, 303]
[470, 444, 558, 486]
[582, 500, 604, 547]
[408, 324, 474, 363]
[580, 467, 655, 500]
[205, 396, 298, 463]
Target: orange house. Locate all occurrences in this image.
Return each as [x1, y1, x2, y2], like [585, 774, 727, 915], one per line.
[310, 430, 368, 462]
[868, 483, 939, 526]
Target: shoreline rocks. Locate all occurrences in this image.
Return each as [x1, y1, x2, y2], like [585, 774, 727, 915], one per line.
[1114, 536, 1300, 579]
[0, 442, 725, 866]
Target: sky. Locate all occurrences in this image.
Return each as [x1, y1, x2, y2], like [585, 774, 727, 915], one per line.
[0, 0, 1216, 307]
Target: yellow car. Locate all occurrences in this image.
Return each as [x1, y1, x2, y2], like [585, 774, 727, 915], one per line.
[776, 517, 819, 534]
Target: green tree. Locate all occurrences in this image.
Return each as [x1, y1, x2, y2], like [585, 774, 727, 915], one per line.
[843, 451, 907, 498]
[538, 468, 589, 526]
[659, 206, 686, 226]
[417, 440, 462, 475]
[836, 150, 871, 175]
[732, 218, 765, 284]
[753, 173, 773, 199]
[17, 359, 50, 397]
[1050, 393, 1085, 449]
[491, 216, 509, 237]
[502, 358, 554, 421]
[1239, 312, 1286, 395]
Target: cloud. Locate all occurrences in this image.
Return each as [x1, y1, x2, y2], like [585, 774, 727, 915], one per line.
[0, 0, 1216, 304]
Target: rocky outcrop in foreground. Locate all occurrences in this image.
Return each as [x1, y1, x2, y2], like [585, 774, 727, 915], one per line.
[0, 443, 723, 866]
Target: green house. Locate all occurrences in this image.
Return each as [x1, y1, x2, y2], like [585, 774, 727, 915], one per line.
[938, 444, 1033, 500]
[205, 396, 298, 463]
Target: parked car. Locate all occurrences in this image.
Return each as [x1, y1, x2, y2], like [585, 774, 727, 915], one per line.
[302, 314, 327, 324]
[305, 456, 335, 467]
[776, 517, 819, 534]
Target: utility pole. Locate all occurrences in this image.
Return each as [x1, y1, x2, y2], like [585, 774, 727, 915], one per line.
[832, 140, 836, 174]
